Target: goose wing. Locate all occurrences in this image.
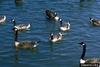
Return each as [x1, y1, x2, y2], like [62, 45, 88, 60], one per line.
[85, 58, 100, 64]
[18, 41, 38, 48]
[92, 19, 100, 24]
[15, 24, 27, 28]
[45, 10, 57, 19]
[54, 33, 62, 39]
[15, 24, 30, 29]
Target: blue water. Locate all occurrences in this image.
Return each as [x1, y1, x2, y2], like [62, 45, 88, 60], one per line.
[0, 0, 100, 67]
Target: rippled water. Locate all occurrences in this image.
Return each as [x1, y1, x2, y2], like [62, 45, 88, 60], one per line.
[0, 0, 100, 67]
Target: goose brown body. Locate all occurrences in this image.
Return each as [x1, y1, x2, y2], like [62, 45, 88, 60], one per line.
[14, 30, 39, 49]
[45, 10, 61, 21]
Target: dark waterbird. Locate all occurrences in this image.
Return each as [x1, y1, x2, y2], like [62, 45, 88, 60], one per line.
[14, 30, 40, 49]
[45, 10, 61, 21]
[79, 42, 100, 67]
[0, 16, 6, 24]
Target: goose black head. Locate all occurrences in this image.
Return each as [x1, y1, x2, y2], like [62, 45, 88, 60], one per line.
[79, 42, 85, 46]
[59, 19, 63, 25]
[89, 17, 94, 21]
[12, 19, 15, 22]
[50, 33, 53, 36]
[11, 18, 16, 26]
[50, 33, 54, 40]
[45, 10, 49, 13]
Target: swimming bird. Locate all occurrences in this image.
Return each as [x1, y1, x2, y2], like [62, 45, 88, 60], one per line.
[12, 19, 31, 31]
[89, 17, 100, 26]
[59, 20, 70, 31]
[14, 30, 39, 49]
[79, 42, 100, 67]
[45, 10, 61, 21]
[49, 32, 62, 43]
[0, 16, 6, 23]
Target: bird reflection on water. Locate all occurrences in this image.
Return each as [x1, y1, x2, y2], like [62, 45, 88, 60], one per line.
[14, 47, 39, 64]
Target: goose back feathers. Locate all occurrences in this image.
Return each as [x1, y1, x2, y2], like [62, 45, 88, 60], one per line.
[45, 10, 60, 21]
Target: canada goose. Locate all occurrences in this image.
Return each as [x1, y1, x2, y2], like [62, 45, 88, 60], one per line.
[12, 19, 31, 31]
[14, 30, 39, 49]
[89, 17, 100, 26]
[49, 32, 62, 43]
[45, 10, 61, 21]
[59, 20, 70, 31]
[79, 42, 100, 67]
[0, 16, 6, 23]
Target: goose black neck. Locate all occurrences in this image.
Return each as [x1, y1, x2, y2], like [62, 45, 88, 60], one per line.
[60, 21, 63, 26]
[14, 31, 18, 41]
[81, 44, 86, 60]
[13, 20, 16, 26]
[50, 35, 53, 40]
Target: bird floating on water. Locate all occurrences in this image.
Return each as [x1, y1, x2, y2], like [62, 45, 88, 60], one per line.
[49, 32, 62, 43]
[59, 19, 70, 31]
[79, 42, 100, 67]
[12, 19, 31, 31]
[0, 16, 6, 24]
[14, 30, 40, 49]
[45, 10, 61, 21]
[89, 17, 100, 26]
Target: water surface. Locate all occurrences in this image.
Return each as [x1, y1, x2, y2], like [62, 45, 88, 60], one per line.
[0, 0, 100, 67]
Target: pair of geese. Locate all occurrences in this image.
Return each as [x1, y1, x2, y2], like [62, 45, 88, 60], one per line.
[80, 18, 100, 67]
[79, 18, 100, 67]
[12, 19, 39, 49]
